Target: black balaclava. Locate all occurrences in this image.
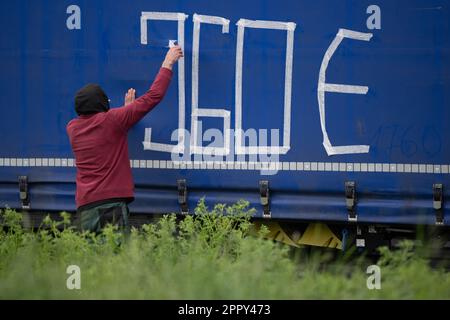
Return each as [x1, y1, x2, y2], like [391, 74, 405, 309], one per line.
[74, 83, 110, 116]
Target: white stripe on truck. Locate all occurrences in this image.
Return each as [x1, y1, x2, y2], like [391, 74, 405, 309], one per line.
[0, 158, 448, 174]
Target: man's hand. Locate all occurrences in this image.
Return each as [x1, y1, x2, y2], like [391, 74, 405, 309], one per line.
[124, 88, 136, 106]
[162, 45, 183, 70]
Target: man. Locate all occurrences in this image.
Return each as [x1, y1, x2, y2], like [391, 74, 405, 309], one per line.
[67, 46, 183, 232]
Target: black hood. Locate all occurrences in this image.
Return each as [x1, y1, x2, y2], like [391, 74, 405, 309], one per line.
[74, 83, 110, 116]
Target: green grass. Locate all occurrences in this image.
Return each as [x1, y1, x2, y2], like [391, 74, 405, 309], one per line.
[0, 199, 449, 299]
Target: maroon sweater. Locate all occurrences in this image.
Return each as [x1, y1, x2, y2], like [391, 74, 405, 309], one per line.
[67, 67, 172, 208]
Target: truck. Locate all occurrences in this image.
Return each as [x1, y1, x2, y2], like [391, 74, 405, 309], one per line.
[1, 0, 449, 251]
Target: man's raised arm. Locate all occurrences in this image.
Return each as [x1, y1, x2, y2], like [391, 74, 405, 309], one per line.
[108, 46, 183, 131]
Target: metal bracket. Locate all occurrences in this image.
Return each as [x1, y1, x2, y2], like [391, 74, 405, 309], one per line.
[433, 184, 444, 225]
[18, 175, 30, 210]
[345, 181, 357, 222]
[177, 179, 188, 215]
[259, 180, 271, 219]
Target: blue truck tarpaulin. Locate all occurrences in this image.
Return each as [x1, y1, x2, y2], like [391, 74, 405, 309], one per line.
[0, 0, 449, 226]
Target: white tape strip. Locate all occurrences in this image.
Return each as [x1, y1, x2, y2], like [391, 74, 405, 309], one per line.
[235, 18, 296, 155]
[191, 109, 231, 155]
[193, 109, 230, 118]
[338, 28, 373, 41]
[318, 28, 373, 156]
[193, 13, 230, 32]
[143, 128, 184, 153]
[320, 83, 369, 95]
[141, 12, 188, 45]
[284, 28, 295, 149]
[140, 11, 187, 154]
[235, 25, 245, 155]
[237, 19, 296, 31]
[141, 12, 187, 21]
[168, 40, 177, 48]
[176, 15, 187, 153]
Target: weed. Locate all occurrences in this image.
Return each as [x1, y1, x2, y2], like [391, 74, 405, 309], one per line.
[0, 201, 449, 299]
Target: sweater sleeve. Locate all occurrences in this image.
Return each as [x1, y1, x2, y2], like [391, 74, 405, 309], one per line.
[108, 67, 173, 131]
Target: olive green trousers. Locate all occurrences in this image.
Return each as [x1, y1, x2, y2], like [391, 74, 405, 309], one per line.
[77, 201, 130, 233]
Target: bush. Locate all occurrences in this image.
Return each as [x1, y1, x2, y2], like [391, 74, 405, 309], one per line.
[0, 200, 449, 299]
